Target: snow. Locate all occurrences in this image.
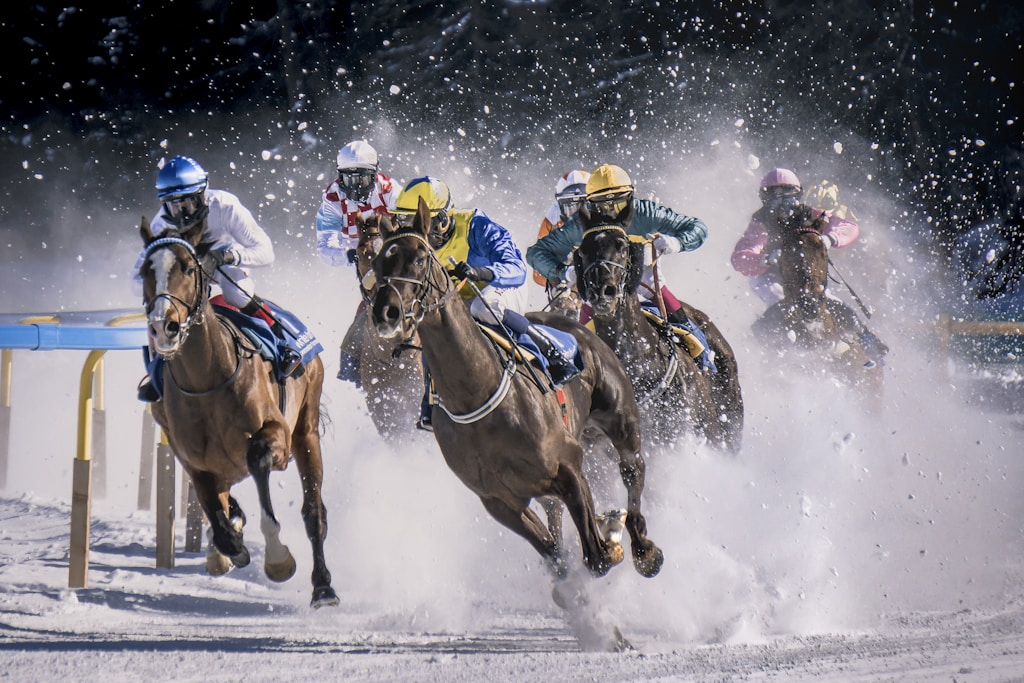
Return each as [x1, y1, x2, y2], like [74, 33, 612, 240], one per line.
[4, 144, 1024, 680]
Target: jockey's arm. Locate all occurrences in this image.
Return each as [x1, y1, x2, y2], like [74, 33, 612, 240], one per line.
[214, 193, 275, 267]
[819, 209, 860, 248]
[469, 214, 527, 288]
[630, 200, 708, 252]
[731, 219, 771, 277]
[314, 201, 354, 267]
[526, 217, 583, 281]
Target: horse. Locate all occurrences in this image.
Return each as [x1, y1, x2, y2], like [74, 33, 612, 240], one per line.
[752, 220, 884, 410]
[137, 216, 338, 608]
[574, 224, 745, 454]
[337, 213, 424, 441]
[366, 198, 663, 597]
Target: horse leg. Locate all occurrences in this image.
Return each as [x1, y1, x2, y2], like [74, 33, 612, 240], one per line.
[540, 496, 564, 564]
[188, 470, 250, 571]
[616, 452, 664, 578]
[553, 462, 622, 578]
[478, 495, 568, 579]
[247, 423, 297, 583]
[290, 414, 339, 608]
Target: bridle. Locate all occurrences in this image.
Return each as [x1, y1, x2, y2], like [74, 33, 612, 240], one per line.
[367, 230, 460, 336]
[142, 235, 207, 355]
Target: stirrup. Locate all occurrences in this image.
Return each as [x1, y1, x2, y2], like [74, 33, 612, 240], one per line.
[415, 415, 434, 432]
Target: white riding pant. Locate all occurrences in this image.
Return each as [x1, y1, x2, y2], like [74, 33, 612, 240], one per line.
[213, 264, 257, 308]
[469, 284, 527, 326]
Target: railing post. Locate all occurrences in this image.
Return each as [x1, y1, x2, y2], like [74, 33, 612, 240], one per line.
[137, 405, 156, 510]
[155, 431, 176, 569]
[68, 349, 106, 588]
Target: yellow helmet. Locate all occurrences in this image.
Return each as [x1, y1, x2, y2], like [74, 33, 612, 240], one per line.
[394, 176, 452, 217]
[586, 164, 633, 199]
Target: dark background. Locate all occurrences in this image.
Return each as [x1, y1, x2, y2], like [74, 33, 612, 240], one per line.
[1, 0, 1020, 265]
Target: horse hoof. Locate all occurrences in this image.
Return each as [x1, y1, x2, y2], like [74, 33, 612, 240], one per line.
[634, 545, 664, 578]
[311, 586, 339, 609]
[206, 549, 233, 576]
[265, 552, 297, 583]
[231, 546, 251, 569]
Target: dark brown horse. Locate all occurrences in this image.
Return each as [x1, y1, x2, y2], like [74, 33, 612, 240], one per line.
[367, 198, 663, 590]
[574, 225, 745, 454]
[337, 213, 424, 441]
[752, 221, 884, 410]
[138, 216, 337, 607]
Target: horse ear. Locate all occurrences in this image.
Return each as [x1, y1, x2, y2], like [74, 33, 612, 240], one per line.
[414, 196, 431, 237]
[380, 212, 396, 236]
[140, 215, 155, 244]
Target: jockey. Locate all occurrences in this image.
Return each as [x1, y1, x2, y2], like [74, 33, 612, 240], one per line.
[534, 170, 590, 315]
[392, 176, 579, 431]
[131, 155, 301, 402]
[314, 140, 401, 385]
[526, 163, 708, 324]
[731, 167, 888, 363]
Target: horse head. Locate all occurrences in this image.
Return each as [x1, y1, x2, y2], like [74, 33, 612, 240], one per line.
[574, 225, 644, 318]
[354, 212, 391, 279]
[138, 215, 212, 357]
[367, 197, 451, 340]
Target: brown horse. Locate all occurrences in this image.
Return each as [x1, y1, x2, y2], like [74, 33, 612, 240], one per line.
[337, 213, 424, 441]
[752, 221, 884, 410]
[138, 216, 337, 608]
[367, 198, 663, 590]
[574, 225, 745, 454]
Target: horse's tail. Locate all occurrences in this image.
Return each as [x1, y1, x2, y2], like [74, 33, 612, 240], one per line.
[317, 399, 333, 439]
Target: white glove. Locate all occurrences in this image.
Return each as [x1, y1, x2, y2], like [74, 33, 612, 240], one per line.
[820, 233, 835, 249]
[649, 234, 681, 255]
[361, 269, 377, 291]
[562, 264, 577, 287]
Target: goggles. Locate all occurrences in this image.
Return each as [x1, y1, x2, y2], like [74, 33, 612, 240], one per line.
[338, 168, 376, 191]
[557, 196, 586, 221]
[761, 185, 801, 200]
[394, 210, 449, 233]
[586, 191, 633, 218]
[165, 194, 201, 216]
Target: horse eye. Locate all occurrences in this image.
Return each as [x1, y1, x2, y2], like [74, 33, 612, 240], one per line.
[415, 257, 426, 267]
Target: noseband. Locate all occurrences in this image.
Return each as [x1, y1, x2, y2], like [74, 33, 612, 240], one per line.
[142, 235, 207, 352]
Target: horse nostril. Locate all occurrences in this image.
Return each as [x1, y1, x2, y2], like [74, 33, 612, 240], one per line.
[166, 320, 180, 337]
[384, 306, 400, 325]
[601, 285, 618, 299]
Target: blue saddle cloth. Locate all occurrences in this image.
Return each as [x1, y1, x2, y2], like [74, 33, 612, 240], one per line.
[143, 302, 323, 396]
[640, 302, 716, 373]
[480, 322, 583, 378]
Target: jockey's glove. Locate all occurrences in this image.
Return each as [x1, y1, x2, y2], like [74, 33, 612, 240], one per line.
[820, 233, 836, 249]
[210, 247, 238, 267]
[346, 248, 358, 264]
[649, 233, 682, 255]
[451, 261, 494, 283]
[560, 264, 578, 287]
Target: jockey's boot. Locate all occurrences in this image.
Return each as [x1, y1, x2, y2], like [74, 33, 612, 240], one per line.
[242, 298, 302, 377]
[859, 329, 889, 367]
[137, 375, 160, 403]
[526, 324, 580, 386]
[416, 389, 434, 432]
[279, 346, 303, 377]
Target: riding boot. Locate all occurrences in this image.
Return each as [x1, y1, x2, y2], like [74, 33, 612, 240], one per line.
[242, 299, 302, 377]
[525, 324, 580, 386]
[137, 375, 160, 403]
[417, 363, 434, 432]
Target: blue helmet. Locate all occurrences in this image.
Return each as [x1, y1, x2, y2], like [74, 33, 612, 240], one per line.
[156, 156, 208, 200]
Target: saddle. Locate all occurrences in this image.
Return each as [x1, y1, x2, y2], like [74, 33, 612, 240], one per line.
[637, 304, 716, 373]
[477, 322, 582, 381]
[211, 296, 323, 382]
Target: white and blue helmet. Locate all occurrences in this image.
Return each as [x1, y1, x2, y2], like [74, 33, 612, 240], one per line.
[156, 156, 209, 200]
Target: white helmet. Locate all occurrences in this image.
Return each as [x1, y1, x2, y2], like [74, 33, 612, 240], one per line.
[336, 140, 378, 171]
[555, 169, 591, 197]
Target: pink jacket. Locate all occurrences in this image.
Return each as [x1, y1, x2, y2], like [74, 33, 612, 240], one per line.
[731, 207, 859, 277]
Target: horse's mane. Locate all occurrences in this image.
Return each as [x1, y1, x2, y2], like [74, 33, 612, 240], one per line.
[625, 240, 645, 294]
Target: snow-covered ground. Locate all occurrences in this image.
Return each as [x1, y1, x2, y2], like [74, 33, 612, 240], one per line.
[4, 146, 1024, 680]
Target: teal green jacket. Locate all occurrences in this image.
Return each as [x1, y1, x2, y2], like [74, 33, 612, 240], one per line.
[525, 198, 708, 280]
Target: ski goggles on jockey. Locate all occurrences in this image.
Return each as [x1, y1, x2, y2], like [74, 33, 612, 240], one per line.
[760, 184, 801, 201]
[394, 208, 450, 233]
[338, 168, 376, 198]
[557, 196, 586, 222]
[586, 190, 633, 218]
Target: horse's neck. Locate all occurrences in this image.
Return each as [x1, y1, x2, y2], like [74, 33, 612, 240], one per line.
[592, 294, 665, 370]
[170, 299, 238, 384]
[417, 294, 505, 411]
[778, 236, 830, 324]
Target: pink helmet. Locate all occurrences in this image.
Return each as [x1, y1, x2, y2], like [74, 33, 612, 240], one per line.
[759, 168, 802, 194]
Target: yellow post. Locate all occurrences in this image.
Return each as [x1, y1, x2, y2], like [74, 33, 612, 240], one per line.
[68, 349, 106, 588]
[91, 357, 107, 498]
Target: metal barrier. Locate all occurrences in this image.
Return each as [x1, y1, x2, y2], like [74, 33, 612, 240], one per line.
[0, 309, 201, 587]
